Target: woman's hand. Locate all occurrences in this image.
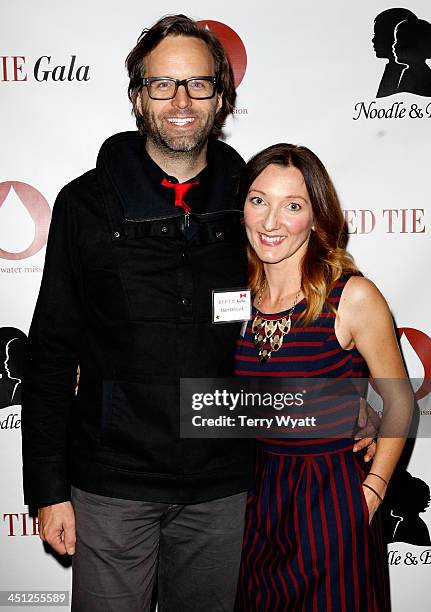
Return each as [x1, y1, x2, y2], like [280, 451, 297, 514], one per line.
[362, 485, 381, 524]
[362, 473, 387, 524]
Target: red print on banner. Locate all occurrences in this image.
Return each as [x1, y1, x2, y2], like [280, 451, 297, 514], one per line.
[398, 327, 431, 400]
[197, 20, 247, 87]
[2, 512, 39, 537]
[0, 181, 51, 260]
[0, 56, 27, 81]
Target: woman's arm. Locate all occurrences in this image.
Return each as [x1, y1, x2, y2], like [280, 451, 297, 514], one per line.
[337, 276, 413, 522]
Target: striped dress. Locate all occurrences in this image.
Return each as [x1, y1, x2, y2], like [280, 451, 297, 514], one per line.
[235, 275, 390, 612]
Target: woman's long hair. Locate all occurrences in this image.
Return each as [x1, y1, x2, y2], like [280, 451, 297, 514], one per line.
[238, 143, 358, 324]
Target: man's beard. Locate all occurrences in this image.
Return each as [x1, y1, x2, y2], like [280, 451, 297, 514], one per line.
[140, 106, 216, 156]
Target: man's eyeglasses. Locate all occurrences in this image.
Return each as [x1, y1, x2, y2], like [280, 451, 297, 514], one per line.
[141, 76, 218, 100]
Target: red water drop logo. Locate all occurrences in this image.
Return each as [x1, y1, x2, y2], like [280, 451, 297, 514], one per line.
[398, 327, 431, 400]
[198, 20, 247, 88]
[0, 181, 51, 260]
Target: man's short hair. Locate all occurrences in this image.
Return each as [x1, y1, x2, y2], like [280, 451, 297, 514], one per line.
[126, 14, 236, 136]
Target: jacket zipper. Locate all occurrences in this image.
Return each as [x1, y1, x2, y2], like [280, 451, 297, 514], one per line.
[124, 209, 242, 223]
[125, 213, 182, 223]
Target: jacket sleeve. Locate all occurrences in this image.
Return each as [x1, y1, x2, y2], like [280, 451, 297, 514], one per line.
[21, 186, 83, 508]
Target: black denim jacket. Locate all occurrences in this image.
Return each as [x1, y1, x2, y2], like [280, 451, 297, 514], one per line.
[21, 132, 254, 507]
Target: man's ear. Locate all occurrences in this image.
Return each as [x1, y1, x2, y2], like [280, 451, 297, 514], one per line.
[134, 88, 144, 116]
[216, 92, 222, 114]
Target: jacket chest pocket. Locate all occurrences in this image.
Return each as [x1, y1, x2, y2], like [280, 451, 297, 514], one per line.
[83, 233, 182, 321]
[113, 236, 184, 321]
[83, 239, 130, 320]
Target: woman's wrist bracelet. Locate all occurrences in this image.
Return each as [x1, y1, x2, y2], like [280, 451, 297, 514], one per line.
[362, 482, 384, 503]
[368, 472, 388, 486]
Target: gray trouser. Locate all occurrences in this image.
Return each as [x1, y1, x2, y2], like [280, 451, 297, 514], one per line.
[71, 486, 247, 612]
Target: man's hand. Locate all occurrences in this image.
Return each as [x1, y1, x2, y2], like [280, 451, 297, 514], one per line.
[353, 398, 381, 461]
[38, 501, 76, 555]
[353, 437, 376, 462]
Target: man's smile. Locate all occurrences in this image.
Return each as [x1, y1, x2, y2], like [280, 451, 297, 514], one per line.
[166, 117, 196, 127]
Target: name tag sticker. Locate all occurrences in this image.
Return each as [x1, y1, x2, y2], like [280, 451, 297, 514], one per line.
[212, 288, 251, 323]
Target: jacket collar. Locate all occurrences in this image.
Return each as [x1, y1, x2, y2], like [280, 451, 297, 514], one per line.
[96, 131, 245, 221]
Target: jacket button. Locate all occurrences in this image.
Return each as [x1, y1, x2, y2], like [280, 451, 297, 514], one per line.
[161, 226, 168, 233]
[216, 231, 224, 239]
[182, 297, 191, 307]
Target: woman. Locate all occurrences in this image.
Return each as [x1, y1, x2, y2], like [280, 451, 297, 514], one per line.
[235, 144, 412, 611]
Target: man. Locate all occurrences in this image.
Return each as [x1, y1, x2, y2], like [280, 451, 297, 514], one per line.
[22, 15, 254, 612]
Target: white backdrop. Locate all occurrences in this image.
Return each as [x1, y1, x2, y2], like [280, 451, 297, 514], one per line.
[1, 1, 430, 610]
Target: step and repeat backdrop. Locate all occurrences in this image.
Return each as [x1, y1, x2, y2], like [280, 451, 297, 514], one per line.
[1, 0, 430, 609]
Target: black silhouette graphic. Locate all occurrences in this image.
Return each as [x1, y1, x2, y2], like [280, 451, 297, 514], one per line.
[373, 8, 417, 97]
[394, 18, 431, 96]
[385, 470, 431, 546]
[0, 327, 27, 409]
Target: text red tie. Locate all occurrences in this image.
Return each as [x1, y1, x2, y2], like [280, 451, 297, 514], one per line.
[161, 178, 199, 213]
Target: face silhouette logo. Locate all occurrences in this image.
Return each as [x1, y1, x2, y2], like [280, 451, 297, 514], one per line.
[398, 327, 431, 400]
[385, 471, 431, 546]
[0, 327, 27, 409]
[0, 181, 51, 260]
[373, 8, 431, 97]
[197, 20, 247, 88]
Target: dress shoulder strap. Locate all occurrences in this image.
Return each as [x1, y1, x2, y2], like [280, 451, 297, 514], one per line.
[327, 272, 362, 311]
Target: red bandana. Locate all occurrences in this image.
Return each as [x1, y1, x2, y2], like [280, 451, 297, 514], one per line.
[161, 178, 200, 213]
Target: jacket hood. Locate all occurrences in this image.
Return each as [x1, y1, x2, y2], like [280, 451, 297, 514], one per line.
[96, 131, 245, 219]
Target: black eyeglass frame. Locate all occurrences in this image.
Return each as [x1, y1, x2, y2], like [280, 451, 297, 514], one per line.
[141, 76, 218, 100]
